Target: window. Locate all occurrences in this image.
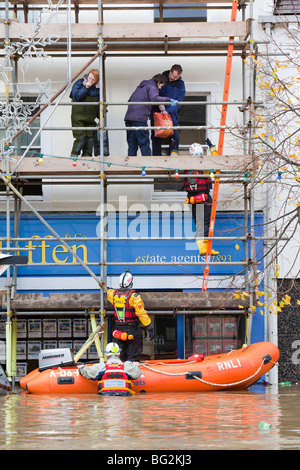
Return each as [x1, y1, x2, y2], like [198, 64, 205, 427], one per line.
[17, 96, 41, 155]
[0, 95, 41, 155]
[185, 315, 244, 358]
[143, 316, 177, 360]
[274, 0, 300, 15]
[153, 94, 207, 193]
[0, 4, 40, 23]
[178, 94, 207, 150]
[0, 95, 42, 196]
[153, 94, 207, 157]
[154, 3, 207, 23]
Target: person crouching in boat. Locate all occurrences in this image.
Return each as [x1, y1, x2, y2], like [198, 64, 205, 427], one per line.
[78, 342, 141, 396]
[107, 269, 154, 363]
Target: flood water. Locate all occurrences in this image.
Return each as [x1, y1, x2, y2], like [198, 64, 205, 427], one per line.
[1, 384, 300, 451]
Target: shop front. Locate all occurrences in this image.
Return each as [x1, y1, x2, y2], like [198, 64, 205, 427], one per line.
[0, 212, 264, 377]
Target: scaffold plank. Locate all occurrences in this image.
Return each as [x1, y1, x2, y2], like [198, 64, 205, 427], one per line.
[1, 21, 250, 42]
[7, 154, 256, 175]
[9, 0, 252, 5]
[0, 291, 249, 311]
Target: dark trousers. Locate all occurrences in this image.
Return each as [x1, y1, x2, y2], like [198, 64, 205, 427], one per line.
[71, 101, 98, 157]
[125, 120, 151, 156]
[94, 130, 110, 156]
[114, 322, 143, 362]
[190, 194, 212, 237]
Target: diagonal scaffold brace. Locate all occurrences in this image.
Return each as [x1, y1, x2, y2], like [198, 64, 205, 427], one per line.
[0, 174, 108, 293]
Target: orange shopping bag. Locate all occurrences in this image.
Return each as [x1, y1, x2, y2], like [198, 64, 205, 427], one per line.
[153, 112, 174, 138]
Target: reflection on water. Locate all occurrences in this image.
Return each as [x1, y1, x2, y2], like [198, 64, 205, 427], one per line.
[1, 384, 300, 450]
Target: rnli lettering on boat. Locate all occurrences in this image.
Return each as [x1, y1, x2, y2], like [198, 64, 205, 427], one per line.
[216, 359, 242, 371]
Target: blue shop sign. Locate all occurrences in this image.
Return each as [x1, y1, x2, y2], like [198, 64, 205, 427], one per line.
[0, 212, 263, 277]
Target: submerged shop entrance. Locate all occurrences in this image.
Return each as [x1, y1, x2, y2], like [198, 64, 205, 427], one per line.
[185, 315, 244, 358]
[109, 313, 244, 361]
[149, 314, 244, 360]
[109, 315, 178, 361]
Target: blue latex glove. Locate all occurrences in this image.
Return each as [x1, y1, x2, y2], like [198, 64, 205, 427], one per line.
[170, 99, 179, 107]
[146, 324, 154, 341]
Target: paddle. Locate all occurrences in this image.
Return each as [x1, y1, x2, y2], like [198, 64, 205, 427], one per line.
[89, 313, 104, 361]
[74, 322, 104, 363]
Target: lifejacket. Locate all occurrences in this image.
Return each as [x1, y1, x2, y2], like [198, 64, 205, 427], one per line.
[112, 289, 138, 324]
[98, 362, 135, 396]
[184, 171, 212, 194]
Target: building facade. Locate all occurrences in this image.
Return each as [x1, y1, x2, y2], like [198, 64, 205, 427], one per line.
[0, 0, 299, 386]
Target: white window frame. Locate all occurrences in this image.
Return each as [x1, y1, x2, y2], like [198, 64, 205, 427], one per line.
[151, 81, 221, 202]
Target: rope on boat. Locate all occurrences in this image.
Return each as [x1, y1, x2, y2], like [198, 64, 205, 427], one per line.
[140, 349, 237, 368]
[191, 361, 265, 388]
[141, 359, 278, 388]
[141, 364, 187, 376]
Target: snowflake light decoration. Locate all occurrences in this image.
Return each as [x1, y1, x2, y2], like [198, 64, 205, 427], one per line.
[0, 0, 66, 160]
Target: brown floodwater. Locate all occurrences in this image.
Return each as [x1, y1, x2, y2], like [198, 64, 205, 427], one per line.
[0, 384, 299, 451]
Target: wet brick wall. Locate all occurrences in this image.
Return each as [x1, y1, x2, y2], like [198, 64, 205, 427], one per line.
[278, 281, 300, 384]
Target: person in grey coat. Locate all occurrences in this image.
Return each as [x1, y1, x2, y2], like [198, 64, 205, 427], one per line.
[124, 74, 177, 156]
[78, 342, 142, 381]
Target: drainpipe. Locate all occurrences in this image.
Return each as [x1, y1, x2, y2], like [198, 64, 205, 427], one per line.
[262, 21, 278, 386]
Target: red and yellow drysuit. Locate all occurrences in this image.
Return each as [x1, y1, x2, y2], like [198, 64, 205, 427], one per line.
[107, 288, 153, 362]
[184, 170, 212, 236]
[98, 361, 134, 396]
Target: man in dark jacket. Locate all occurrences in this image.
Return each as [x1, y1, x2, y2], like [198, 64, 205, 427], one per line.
[151, 64, 186, 156]
[124, 74, 174, 156]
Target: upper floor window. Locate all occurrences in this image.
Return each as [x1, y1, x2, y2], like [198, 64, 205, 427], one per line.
[0, 95, 42, 196]
[178, 94, 207, 151]
[154, 3, 207, 22]
[14, 96, 41, 156]
[274, 0, 300, 14]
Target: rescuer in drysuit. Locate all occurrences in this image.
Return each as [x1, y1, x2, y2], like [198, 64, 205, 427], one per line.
[107, 269, 154, 363]
[184, 138, 219, 256]
[78, 342, 141, 396]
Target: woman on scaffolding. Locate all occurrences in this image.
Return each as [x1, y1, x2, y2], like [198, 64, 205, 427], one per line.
[70, 68, 109, 158]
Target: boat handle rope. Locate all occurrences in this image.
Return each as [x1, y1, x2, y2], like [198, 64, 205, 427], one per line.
[140, 349, 245, 368]
[141, 359, 278, 388]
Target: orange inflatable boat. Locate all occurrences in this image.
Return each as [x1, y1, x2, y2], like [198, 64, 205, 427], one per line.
[20, 342, 279, 394]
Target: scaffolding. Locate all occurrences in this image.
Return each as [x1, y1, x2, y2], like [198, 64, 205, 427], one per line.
[0, 0, 278, 388]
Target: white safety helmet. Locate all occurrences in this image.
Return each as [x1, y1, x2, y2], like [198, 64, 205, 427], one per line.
[119, 269, 133, 289]
[105, 342, 120, 357]
[189, 143, 203, 156]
